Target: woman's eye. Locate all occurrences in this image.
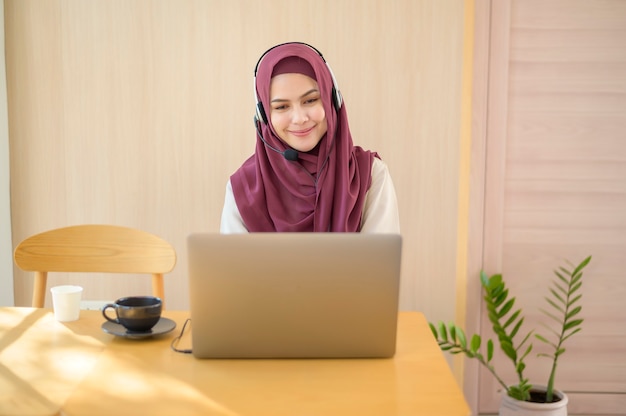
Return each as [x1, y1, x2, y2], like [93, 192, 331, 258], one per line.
[304, 97, 319, 105]
[273, 104, 288, 111]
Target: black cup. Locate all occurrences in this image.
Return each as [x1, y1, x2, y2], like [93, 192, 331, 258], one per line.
[102, 296, 162, 332]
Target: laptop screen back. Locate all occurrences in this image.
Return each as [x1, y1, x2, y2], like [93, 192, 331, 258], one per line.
[187, 233, 402, 358]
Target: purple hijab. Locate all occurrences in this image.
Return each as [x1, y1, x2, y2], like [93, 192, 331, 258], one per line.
[231, 43, 376, 232]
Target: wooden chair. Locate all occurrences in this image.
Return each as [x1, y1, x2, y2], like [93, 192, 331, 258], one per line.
[14, 224, 177, 308]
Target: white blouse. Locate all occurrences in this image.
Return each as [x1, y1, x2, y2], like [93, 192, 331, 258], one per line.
[220, 157, 400, 234]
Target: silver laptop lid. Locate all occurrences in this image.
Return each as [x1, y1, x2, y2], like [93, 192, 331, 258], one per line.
[187, 233, 402, 359]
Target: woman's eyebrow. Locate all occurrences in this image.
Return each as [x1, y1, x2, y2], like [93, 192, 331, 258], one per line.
[271, 89, 319, 104]
[300, 89, 319, 98]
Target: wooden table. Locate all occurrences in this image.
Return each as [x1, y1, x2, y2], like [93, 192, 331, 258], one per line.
[0, 308, 469, 416]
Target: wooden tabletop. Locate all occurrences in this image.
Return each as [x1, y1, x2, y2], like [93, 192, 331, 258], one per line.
[0, 307, 469, 416]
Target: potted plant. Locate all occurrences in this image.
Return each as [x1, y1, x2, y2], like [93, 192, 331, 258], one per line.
[429, 255, 592, 415]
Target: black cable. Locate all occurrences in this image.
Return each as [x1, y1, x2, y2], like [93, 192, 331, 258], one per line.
[170, 318, 193, 354]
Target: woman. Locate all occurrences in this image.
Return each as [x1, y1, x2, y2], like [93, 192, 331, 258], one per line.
[220, 42, 400, 233]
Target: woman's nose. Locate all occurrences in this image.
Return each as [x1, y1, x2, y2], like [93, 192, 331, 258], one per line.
[291, 106, 309, 124]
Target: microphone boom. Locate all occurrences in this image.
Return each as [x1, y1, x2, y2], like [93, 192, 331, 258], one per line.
[254, 116, 299, 161]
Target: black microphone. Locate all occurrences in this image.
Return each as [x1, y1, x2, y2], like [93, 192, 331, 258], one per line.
[254, 117, 299, 161]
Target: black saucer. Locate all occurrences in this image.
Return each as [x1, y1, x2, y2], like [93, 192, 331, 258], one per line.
[101, 317, 176, 339]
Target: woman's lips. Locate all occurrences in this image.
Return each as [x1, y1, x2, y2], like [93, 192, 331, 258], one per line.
[288, 126, 314, 137]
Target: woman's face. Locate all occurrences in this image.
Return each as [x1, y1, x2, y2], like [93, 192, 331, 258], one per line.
[269, 73, 328, 153]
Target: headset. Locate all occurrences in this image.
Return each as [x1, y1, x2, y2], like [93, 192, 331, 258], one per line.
[253, 42, 343, 125]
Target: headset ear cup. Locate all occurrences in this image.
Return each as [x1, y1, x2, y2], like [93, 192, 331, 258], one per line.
[256, 102, 268, 125]
[332, 87, 343, 112]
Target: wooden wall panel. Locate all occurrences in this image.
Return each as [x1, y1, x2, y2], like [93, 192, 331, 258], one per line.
[473, 0, 626, 414]
[5, 0, 468, 354]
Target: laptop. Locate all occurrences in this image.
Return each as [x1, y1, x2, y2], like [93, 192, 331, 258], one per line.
[187, 233, 402, 359]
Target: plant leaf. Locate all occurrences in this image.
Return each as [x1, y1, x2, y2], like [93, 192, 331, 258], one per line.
[494, 288, 509, 307]
[564, 319, 584, 331]
[517, 330, 534, 349]
[540, 306, 563, 325]
[519, 343, 533, 362]
[480, 270, 490, 287]
[562, 327, 582, 343]
[570, 281, 582, 294]
[565, 306, 582, 321]
[554, 281, 568, 297]
[470, 334, 481, 353]
[548, 289, 565, 308]
[555, 269, 569, 285]
[570, 273, 583, 287]
[457, 327, 467, 349]
[569, 294, 582, 306]
[438, 322, 448, 342]
[487, 274, 503, 291]
[534, 333, 557, 349]
[498, 299, 515, 318]
[502, 309, 521, 330]
[571, 255, 592, 276]
[509, 317, 524, 339]
[449, 324, 457, 343]
[501, 340, 517, 361]
[429, 323, 438, 339]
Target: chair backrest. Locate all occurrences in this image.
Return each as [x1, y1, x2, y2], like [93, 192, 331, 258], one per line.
[14, 224, 177, 308]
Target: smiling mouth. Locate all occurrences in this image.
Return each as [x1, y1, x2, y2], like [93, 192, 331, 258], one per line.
[288, 126, 314, 137]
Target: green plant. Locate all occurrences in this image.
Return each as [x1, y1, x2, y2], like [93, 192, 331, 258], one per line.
[429, 255, 591, 403]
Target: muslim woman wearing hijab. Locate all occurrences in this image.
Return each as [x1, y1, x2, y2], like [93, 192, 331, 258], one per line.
[220, 42, 400, 233]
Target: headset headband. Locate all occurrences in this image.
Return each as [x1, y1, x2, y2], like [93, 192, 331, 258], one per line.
[253, 42, 342, 124]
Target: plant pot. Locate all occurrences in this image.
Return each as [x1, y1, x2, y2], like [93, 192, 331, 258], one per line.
[499, 386, 568, 416]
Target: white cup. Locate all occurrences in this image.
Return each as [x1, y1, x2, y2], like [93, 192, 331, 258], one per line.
[50, 285, 83, 322]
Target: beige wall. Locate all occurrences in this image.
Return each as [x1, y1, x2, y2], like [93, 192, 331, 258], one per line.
[5, 0, 470, 343]
[1, 0, 14, 306]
